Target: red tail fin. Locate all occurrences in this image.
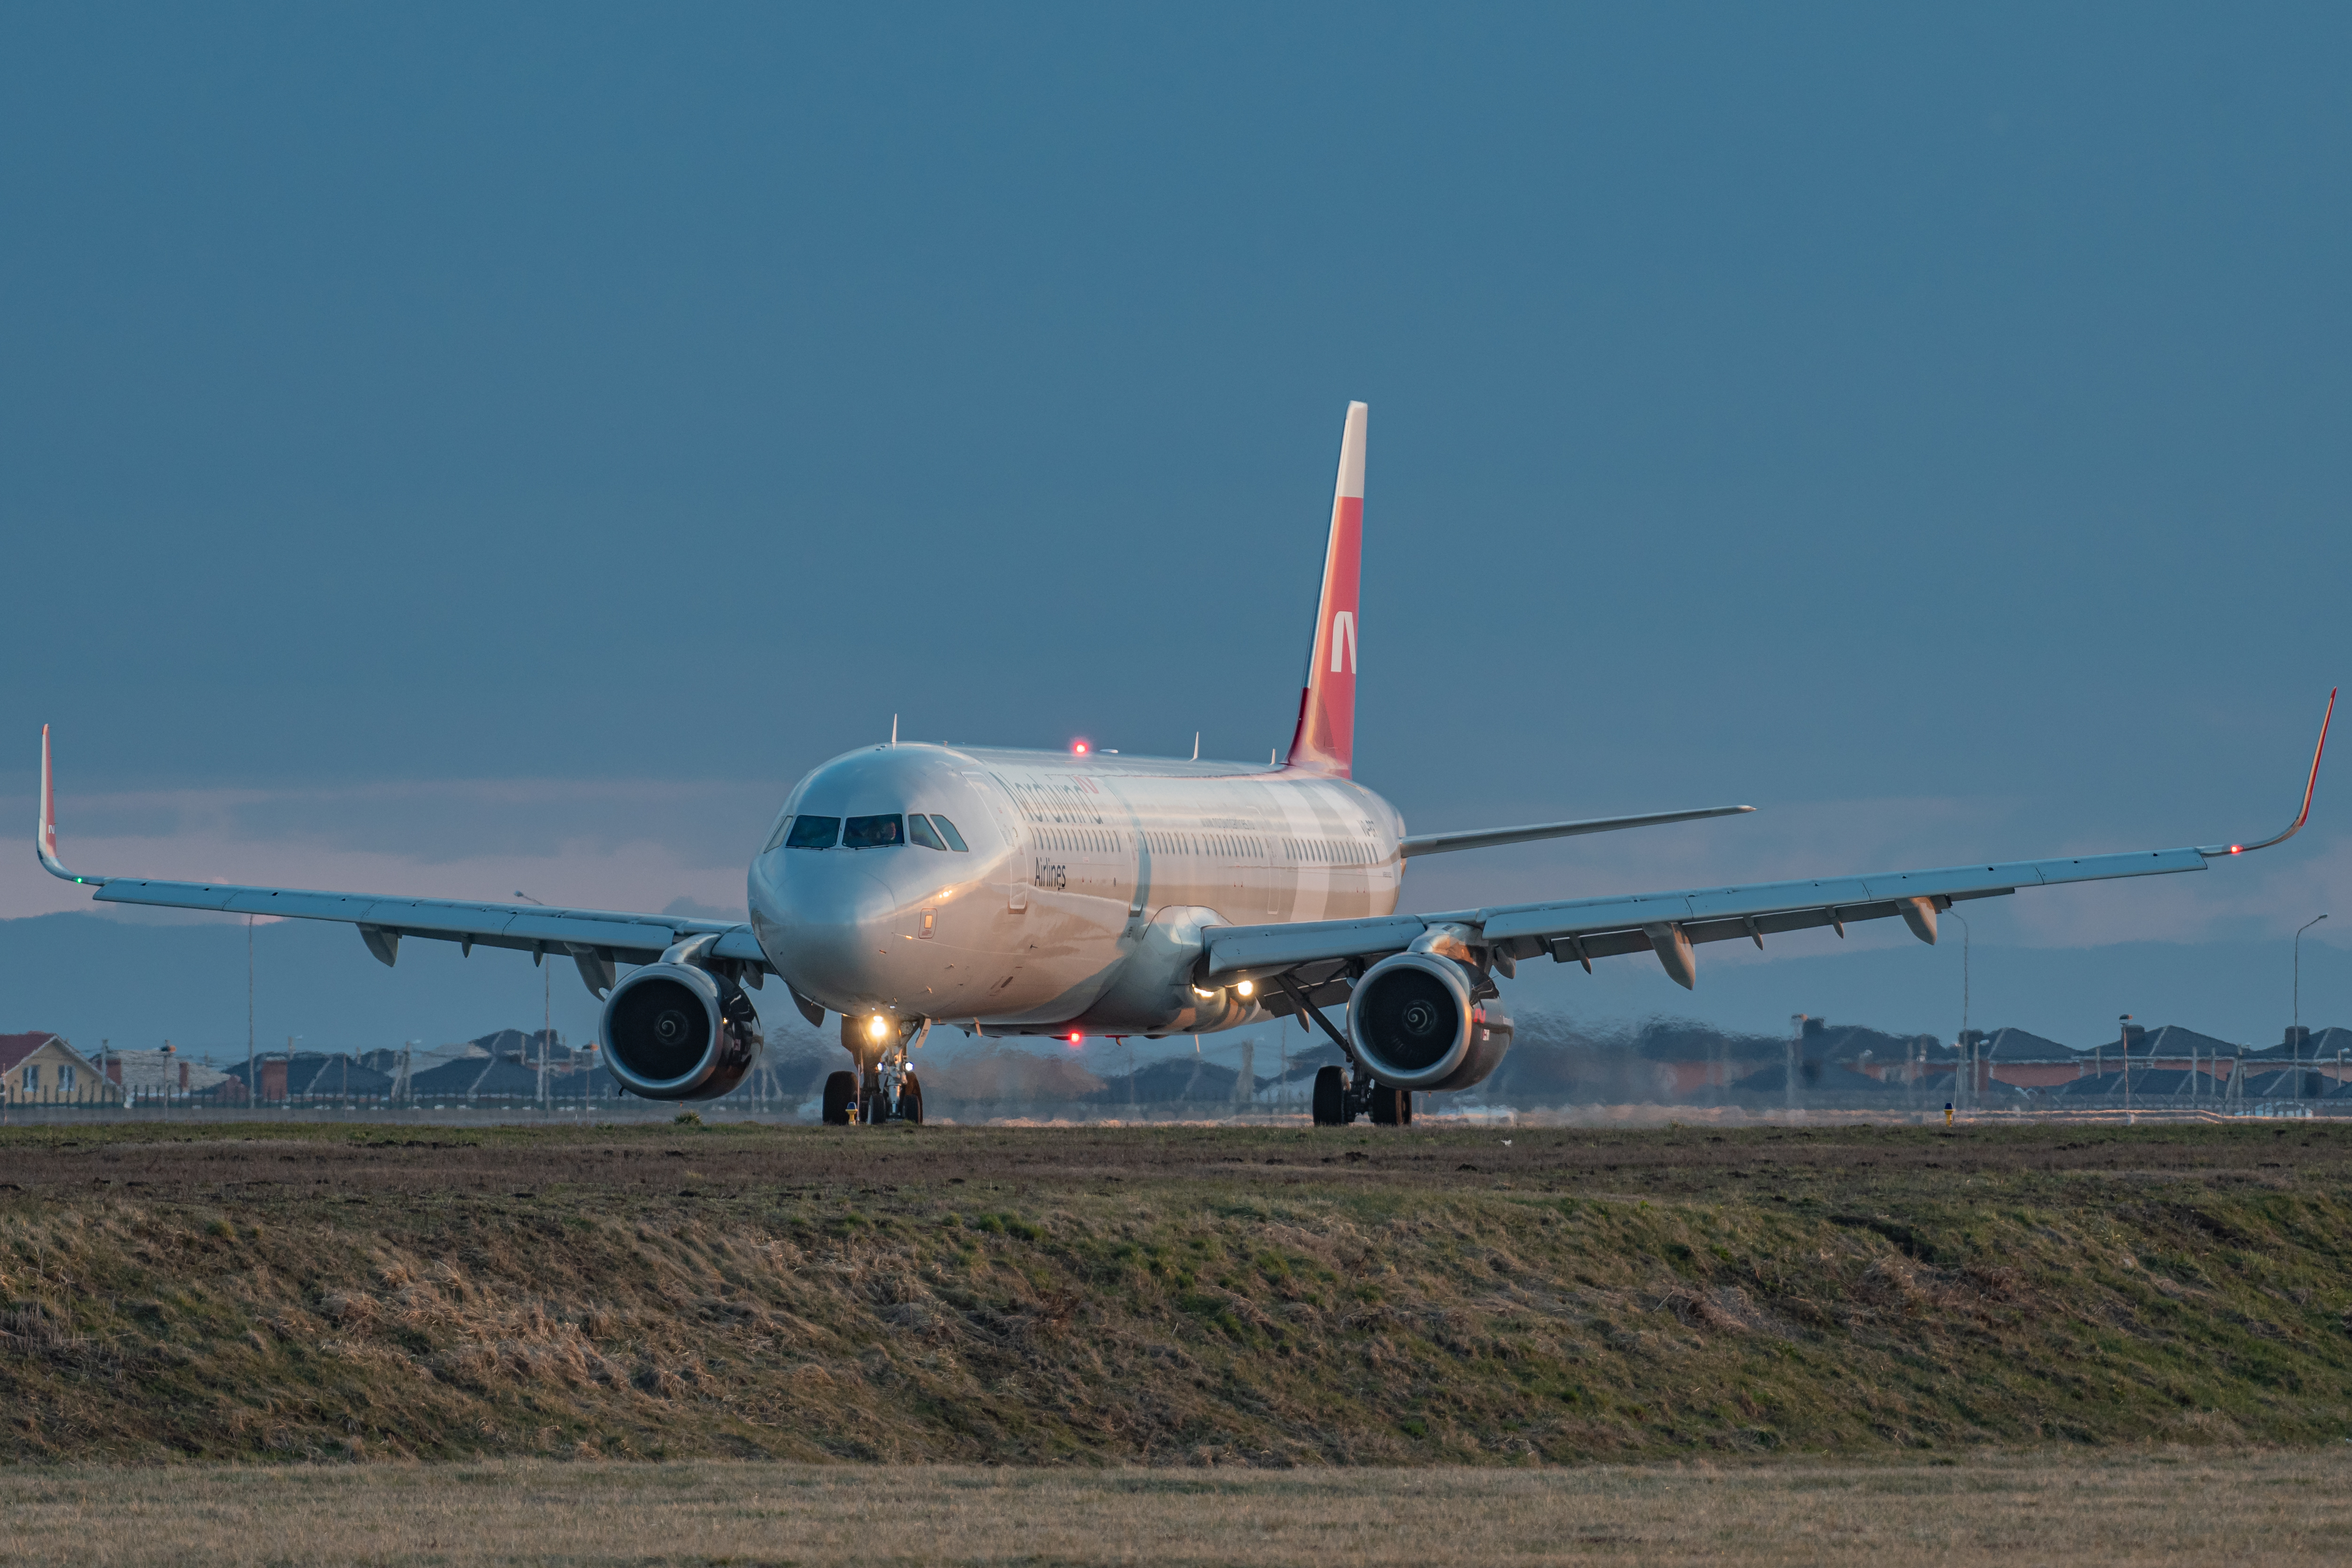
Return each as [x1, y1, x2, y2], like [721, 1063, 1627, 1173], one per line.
[1286, 401, 1366, 777]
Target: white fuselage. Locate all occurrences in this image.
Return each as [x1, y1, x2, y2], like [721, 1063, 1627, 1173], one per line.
[747, 743, 1404, 1037]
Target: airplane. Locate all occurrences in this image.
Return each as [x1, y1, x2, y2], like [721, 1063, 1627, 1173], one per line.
[37, 402, 2336, 1128]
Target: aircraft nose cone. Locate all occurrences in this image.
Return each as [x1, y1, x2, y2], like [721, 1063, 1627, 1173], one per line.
[758, 858, 901, 1012]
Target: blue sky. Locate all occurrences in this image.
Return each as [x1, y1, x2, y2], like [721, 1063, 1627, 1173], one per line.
[5, 5, 2350, 1055]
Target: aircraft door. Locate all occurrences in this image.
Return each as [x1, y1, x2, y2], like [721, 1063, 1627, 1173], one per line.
[1250, 792, 1289, 919]
[970, 771, 1028, 912]
[1103, 777, 1149, 931]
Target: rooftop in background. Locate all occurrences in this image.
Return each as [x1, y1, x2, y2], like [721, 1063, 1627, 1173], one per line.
[1969, 1028, 2076, 1062]
[0, 1033, 63, 1077]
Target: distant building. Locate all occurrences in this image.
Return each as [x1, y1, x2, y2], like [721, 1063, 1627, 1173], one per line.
[1614, 1013, 2339, 1109]
[1937, 1023, 2263, 1100]
[101, 1045, 229, 1101]
[210, 1053, 395, 1105]
[0, 1033, 121, 1104]
[1728, 1059, 1888, 1097]
[2239, 1067, 2336, 1100]
[1965, 1028, 2079, 1089]
[407, 1052, 589, 1104]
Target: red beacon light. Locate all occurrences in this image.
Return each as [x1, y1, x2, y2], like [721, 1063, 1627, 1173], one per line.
[1071, 740, 1090, 756]
[1066, 1032, 1083, 1046]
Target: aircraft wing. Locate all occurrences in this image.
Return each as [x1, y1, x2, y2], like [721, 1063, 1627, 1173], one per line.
[1207, 845, 2204, 989]
[1210, 691, 2335, 995]
[33, 726, 795, 1011]
[1399, 803, 1753, 858]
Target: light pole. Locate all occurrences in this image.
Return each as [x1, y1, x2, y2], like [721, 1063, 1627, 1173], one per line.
[2296, 914, 2327, 1103]
[247, 915, 256, 1116]
[1788, 1014, 1805, 1114]
[2295, 914, 2327, 1031]
[2119, 1014, 2133, 1114]
[517, 890, 551, 1113]
[1944, 912, 1973, 1114]
[1950, 911, 1970, 1042]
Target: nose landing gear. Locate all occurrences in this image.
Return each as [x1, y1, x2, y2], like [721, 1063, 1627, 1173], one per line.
[826, 1016, 928, 1125]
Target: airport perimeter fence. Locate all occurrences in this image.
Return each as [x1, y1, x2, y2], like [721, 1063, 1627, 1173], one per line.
[8, 1088, 2352, 1128]
[0, 1076, 816, 1123]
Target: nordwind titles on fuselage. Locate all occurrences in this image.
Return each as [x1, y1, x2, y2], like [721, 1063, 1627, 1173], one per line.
[33, 398, 2336, 1111]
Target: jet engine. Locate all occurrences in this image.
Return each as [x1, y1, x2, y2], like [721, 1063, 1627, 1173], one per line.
[1345, 951, 1513, 1092]
[599, 957, 763, 1100]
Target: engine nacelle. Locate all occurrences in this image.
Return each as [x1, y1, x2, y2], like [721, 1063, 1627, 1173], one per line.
[1345, 951, 1513, 1092]
[600, 961, 763, 1100]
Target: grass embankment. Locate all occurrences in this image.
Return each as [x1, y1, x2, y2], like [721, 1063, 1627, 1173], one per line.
[2, 1121, 2351, 1463]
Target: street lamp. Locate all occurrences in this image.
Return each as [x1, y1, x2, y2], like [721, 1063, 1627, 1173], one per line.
[1949, 910, 1971, 1040]
[2295, 913, 2328, 1030]
[517, 890, 552, 1112]
[1947, 911, 1972, 1113]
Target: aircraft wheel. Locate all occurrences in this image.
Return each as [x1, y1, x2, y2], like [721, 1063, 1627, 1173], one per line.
[822, 1071, 856, 1126]
[1312, 1065, 1345, 1126]
[900, 1071, 924, 1126]
[1371, 1084, 1400, 1126]
[1397, 1089, 1413, 1127]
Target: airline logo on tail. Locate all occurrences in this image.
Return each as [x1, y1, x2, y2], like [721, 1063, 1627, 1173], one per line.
[1287, 401, 1366, 777]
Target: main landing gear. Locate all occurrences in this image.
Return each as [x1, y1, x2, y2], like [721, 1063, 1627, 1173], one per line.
[824, 1015, 928, 1125]
[1311, 1064, 1411, 1127]
[1279, 979, 1411, 1130]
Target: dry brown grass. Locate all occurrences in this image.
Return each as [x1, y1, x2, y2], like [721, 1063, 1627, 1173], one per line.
[1, 1453, 2347, 1564]
[8, 1121, 2352, 1465]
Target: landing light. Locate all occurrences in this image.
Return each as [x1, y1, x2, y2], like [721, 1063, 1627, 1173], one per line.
[1235, 980, 1255, 999]
[866, 1014, 891, 1043]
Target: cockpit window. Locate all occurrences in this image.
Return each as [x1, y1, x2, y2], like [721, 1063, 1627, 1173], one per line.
[762, 813, 795, 853]
[929, 814, 970, 852]
[906, 813, 947, 850]
[783, 815, 840, 849]
[842, 814, 905, 848]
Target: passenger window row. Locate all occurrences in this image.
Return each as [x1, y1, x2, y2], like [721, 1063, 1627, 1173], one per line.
[767, 813, 969, 852]
[1284, 837, 1371, 864]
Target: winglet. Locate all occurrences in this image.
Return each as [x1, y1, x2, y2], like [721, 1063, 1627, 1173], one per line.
[2198, 687, 2335, 857]
[1285, 401, 1366, 778]
[36, 726, 104, 886]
